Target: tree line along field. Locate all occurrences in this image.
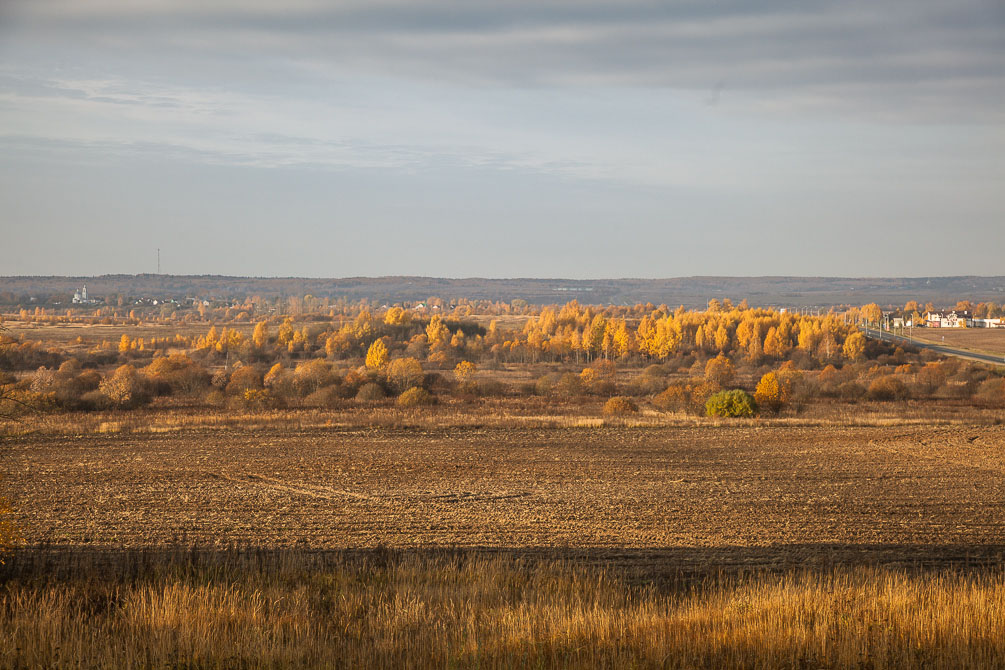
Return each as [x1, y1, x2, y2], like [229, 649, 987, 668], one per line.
[2, 299, 1005, 423]
[3, 298, 1005, 668]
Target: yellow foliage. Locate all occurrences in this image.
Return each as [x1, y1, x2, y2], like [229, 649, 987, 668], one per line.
[754, 371, 785, 413]
[454, 360, 477, 383]
[365, 339, 389, 370]
[252, 321, 269, 348]
[843, 332, 866, 360]
[388, 357, 424, 393]
[426, 315, 449, 346]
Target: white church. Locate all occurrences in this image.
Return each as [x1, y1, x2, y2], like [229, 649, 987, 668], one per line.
[72, 285, 98, 304]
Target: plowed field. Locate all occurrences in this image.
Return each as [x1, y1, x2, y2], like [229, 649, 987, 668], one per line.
[7, 424, 1005, 567]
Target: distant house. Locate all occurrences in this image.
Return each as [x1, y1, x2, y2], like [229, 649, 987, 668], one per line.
[973, 318, 1005, 328]
[925, 310, 972, 328]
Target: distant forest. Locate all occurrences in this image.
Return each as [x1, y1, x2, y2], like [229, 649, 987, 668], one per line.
[2, 275, 1004, 309]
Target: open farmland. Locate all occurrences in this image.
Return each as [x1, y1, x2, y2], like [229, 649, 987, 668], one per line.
[8, 423, 1005, 567]
[912, 328, 1005, 357]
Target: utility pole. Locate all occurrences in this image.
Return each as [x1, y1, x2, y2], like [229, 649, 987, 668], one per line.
[157, 248, 161, 274]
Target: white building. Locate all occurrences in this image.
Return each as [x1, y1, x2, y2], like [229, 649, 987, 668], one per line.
[72, 285, 99, 305]
[925, 310, 973, 328]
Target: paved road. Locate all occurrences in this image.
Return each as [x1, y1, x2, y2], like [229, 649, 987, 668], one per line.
[862, 327, 1005, 366]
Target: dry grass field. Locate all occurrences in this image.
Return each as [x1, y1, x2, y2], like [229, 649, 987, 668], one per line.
[911, 328, 1005, 356]
[3, 546, 1004, 669]
[3, 320, 256, 347]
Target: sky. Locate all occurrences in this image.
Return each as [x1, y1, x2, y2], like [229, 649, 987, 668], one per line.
[1, 0, 1003, 278]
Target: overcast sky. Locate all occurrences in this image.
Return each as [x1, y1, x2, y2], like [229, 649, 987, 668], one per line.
[1, 0, 1002, 278]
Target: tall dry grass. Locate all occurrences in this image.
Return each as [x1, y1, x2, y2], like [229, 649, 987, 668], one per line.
[2, 546, 1003, 668]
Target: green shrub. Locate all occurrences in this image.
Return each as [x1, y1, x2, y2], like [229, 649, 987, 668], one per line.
[603, 396, 638, 416]
[705, 390, 757, 418]
[398, 387, 435, 407]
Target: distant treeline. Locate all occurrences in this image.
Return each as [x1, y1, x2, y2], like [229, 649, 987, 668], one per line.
[2, 275, 1005, 308]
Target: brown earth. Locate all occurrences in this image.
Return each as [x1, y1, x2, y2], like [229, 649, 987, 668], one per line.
[7, 424, 1005, 570]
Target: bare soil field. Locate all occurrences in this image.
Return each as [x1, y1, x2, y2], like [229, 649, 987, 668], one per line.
[912, 328, 1005, 356]
[7, 423, 1005, 570]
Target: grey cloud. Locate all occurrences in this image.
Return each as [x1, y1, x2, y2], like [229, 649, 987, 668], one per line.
[3, 0, 1002, 120]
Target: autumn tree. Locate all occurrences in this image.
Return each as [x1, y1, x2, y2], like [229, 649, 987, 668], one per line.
[426, 315, 449, 347]
[99, 364, 149, 408]
[277, 318, 295, 347]
[387, 357, 424, 393]
[612, 319, 631, 359]
[365, 338, 390, 369]
[252, 320, 269, 348]
[704, 354, 735, 390]
[454, 360, 477, 384]
[754, 371, 793, 414]
[860, 303, 882, 326]
[842, 331, 866, 360]
[384, 306, 411, 326]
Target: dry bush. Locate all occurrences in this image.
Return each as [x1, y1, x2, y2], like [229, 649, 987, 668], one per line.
[387, 357, 425, 394]
[476, 380, 508, 397]
[98, 365, 151, 409]
[355, 382, 386, 402]
[867, 375, 909, 401]
[232, 388, 281, 411]
[292, 359, 337, 396]
[303, 386, 347, 409]
[704, 354, 735, 390]
[627, 374, 668, 396]
[838, 381, 867, 401]
[653, 381, 715, 415]
[975, 377, 1005, 407]
[642, 363, 670, 378]
[535, 373, 584, 398]
[225, 365, 264, 396]
[818, 364, 842, 387]
[210, 368, 230, 390]
[603, 396, 638, 415]
[397, 386, 435, 407]
[204, 389, 226, 407]
[653, 383, 690, 413]
[916, 361, 948, 396]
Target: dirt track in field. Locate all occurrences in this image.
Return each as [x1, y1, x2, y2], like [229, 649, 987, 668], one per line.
[6, 424, 1005, 564]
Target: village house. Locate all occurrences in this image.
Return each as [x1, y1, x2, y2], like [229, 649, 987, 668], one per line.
[925, 310, 973, 328]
